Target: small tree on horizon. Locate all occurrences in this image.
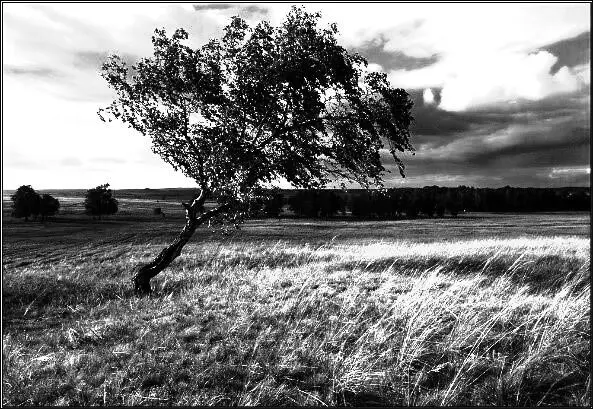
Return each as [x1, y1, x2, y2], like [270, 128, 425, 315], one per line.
[100, 6, 414, 294]
[84, 184, 119, 219]
[11, 185, 41, 221]
[39, 194, 60, 221]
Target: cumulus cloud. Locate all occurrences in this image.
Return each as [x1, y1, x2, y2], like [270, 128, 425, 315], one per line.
[438, 51, 587, 111]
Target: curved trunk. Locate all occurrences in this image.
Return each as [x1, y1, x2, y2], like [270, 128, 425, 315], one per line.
[132, 191, 226, 294]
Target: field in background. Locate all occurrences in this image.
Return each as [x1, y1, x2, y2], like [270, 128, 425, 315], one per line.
[2, 193, 590, 406]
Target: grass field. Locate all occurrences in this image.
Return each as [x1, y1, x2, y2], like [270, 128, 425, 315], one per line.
[2, 193, 590, 406]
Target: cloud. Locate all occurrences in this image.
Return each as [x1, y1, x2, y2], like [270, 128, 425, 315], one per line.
[437, 51, 588, 111]
[408, 86, 588, 141]
[540, 31, 590, 73]
[392, 84, 590, 188]
[545, 167, 591, 186]
[399, 119, 590, 186]
[242, 5, 269, 17]
[352, 35, 439, 71]
[60, 157, 83, 167]
[549, 166, 590, 178]
[2, 3, 589, 189]
[422, 88, 435, 105]
[192, 3, 268, 20]
[192, 3, 234, 11]
[73, 51, 139, 71]
[3, 65, 61, 78]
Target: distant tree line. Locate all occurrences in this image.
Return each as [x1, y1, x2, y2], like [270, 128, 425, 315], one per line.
[250, 186, 591, 219]
[11, 185, 589, 222]
[11, 183, 119, 221]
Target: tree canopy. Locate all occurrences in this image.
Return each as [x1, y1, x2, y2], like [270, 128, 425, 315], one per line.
[84, 184, 119, 218]
[39, 194, 60, 220]
[99, 6, 414, 216]
[11, 185, 41, 221]
[11, 185, 60, 221]
[99, 6, 415, 293]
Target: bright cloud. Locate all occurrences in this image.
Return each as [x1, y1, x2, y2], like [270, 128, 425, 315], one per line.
[423, 88, 435, 105]
[438, 51, 588, 111]
[549, 166, 591, 177]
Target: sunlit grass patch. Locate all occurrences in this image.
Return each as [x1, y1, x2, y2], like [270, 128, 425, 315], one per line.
[2, 233, 590, 406]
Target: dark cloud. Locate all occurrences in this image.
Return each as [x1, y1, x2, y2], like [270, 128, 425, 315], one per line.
[4, 65, 61, 78]
[463, 126, 590, 167]
[73, 51, 140, 71]
[193, 3, 234, 11]
[242, 5, 268, 17]
[408, 87, 589, 147]
[192, 3, 268, 17]
[539, 31, 590, 74]
[383, 86, 591, 187]
[386, 121, 590, 188]
[353, 36, 439, 71]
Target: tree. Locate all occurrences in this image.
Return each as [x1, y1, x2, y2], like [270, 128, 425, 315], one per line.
[262, 192, 285, 218]
[288, 190, 320, 218]
[11, 185, 41, 221]
[84, 184, 119, 219]
[39, 194, 60, 221]
[99, 7, 414, 294]
[349, 191, 372, 219]
[318, 190, 344, 218]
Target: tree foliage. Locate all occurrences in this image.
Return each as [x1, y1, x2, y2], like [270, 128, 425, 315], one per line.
[99, 6, 414, 221]
[11, 186, 60, 221]
[288, 190, 345, 218]
[84, 184, 119, 218]
[39, 194, 60, 220]
[99, 6, 415, 293]
[11, 185, 41, 221]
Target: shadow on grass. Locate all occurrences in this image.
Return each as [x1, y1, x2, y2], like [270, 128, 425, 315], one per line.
[328, 254, 589, 294]
[2, 273, 134, 327]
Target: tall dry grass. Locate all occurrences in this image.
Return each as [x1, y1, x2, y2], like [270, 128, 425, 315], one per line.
[2, 235, 590, 405]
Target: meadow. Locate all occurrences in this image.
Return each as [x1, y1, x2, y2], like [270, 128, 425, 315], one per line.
[2, 192, 590, 406]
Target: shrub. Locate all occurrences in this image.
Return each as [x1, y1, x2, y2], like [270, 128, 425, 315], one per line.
[84, 184, 118, 219]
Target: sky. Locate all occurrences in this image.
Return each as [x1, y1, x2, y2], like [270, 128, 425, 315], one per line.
[2, 2, 591, 189]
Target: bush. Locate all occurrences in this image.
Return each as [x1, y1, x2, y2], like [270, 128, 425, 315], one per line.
[39, 194, 60, 221]
[84, 184, 118, 219]
[11, 185, 40, 221]
[10, 186, 60, 222]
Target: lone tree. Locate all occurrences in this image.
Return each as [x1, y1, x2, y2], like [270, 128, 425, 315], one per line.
[100, 7, 414, 294]
[11, 185, 41, 221]
[39, 194, 60, 221]
[84, 183, 119, 219]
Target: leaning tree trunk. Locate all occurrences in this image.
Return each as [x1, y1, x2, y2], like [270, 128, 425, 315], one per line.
[132, 191, 226, 294]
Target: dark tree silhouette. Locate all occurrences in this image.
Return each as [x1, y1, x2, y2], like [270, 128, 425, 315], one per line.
[11, 185, 41, 221]
[39, 194, 60, 221]
[289, 190, 321, 218]
[318, 190, 345, 218]
[99, 7, 414, 294]
[349, 191, 372, 218]
[84, 184, 119, 219]
[262, 192, 285, 218]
